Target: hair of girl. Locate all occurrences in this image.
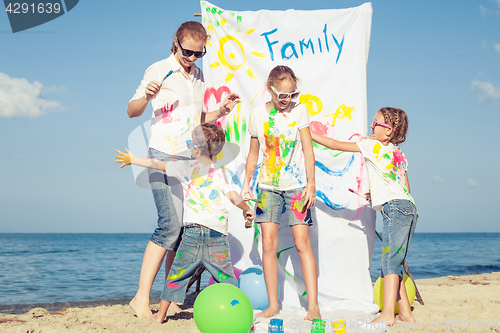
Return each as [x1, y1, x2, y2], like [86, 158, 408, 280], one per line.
[266, 65, 299, 90]
[171, 21, 210, 54]
[191, 123, 226, 160]
[378, 107, 409, 145]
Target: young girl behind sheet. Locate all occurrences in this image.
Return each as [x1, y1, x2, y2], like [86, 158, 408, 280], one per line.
[311, 107, 418, 327]
[241, 65, 321, 321]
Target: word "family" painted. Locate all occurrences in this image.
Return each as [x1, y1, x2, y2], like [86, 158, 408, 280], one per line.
[261, 24, 344, 62]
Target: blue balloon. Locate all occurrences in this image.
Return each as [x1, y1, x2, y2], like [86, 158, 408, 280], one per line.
[238, 266, 270, 311]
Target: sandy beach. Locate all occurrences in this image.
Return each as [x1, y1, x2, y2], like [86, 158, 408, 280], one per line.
[1, 272, 499, 333]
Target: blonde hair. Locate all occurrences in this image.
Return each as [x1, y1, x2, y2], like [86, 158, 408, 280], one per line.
[191, 123, 226, 160]
[378, 107, 409, 145]
[171, 21, 209, 54]
[266, 65, 299, 90]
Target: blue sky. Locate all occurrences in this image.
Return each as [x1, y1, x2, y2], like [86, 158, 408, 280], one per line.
[1, 0, 499, 233]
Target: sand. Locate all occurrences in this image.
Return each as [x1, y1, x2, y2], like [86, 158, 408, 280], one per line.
[1, 272, 499, 333]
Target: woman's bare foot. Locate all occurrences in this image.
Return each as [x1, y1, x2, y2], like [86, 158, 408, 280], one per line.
[129, 296, 152, 320]
[371, 313, 395, 327]
[255, 305, 279, 318]
[304, 305, 321, 321]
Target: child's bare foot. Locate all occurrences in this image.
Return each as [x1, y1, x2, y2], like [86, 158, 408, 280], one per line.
[152, 312, 166, 323]
[255, 305, 279, 318]
[129, 296, 152, 320]
[371, 313, 395, 327]
[167, 302, 182, 314]
[395, 313, 415, 323]
[304, 305, 321, 321]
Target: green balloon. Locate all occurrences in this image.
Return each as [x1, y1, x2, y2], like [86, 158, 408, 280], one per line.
[193, 283, 253, 333]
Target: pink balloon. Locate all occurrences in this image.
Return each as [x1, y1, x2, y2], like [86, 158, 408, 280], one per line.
[208, 266, 243, 286]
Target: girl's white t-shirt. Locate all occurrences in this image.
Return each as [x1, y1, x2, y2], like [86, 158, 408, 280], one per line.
[356, 138, 415, 211]
[248, 102, 310, 190]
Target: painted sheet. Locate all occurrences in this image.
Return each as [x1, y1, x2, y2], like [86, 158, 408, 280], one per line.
[201, 1, 378, 313]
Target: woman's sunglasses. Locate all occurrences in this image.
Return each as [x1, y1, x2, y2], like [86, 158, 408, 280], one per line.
[177, 39, 206, 58]
[270, 86, 300, 101]
[371, 119, 392, 132]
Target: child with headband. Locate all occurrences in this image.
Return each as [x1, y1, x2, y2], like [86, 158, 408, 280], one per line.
[311, 107, 418, 327]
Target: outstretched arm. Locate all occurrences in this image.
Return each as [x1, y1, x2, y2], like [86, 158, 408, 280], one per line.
[310, 132, 361, 153]
[201, 93, 241, 123]
[115, 148, 166, 171]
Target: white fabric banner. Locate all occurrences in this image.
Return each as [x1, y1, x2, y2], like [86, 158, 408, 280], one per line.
[201, 1, 378, 313]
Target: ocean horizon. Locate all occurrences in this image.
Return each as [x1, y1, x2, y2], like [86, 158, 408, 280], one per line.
[1, 232, 499, 314]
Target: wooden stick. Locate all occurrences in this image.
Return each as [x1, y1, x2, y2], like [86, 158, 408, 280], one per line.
[194, 13, 201, 17]
[375, 231, 424, 305]
[186, 265, 206, 292]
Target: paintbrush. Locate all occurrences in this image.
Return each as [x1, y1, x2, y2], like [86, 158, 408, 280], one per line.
[161, 70, 173, 83]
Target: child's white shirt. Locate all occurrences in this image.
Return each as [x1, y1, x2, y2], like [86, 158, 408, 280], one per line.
[248, 102, 310, 190]
[356, 138, 415, 211]
[166, 160, 235, 235]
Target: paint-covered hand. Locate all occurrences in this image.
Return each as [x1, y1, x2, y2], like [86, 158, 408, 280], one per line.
[244, 210, 255, 229]
[302, 183, 316, 209]
[240, 184, 255, 202]
[218, 93, 241, 117]
[244, 209, 255, 222]
[145, 81, 161, 101]
[115, 148, 135, 168]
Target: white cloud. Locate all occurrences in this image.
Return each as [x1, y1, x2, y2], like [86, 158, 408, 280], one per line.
[431, 174, 445, 184]
[495, 43, 500, 55]
[471, 80, 500, 104]
[480, 5, 491, 17]
[0, 72, 65, 118]
[466, 179, 479, 187]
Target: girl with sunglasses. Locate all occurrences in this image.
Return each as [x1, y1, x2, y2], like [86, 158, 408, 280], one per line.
[241, 65, 321, 321]
[311, 107, 418, 327]
[126, 21, 240, 320]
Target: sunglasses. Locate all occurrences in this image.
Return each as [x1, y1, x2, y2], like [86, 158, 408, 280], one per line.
[177, 39, 206, 58]
[371, 119, 392, 132]
[270, 86, 300, 101]
[186, 140, 203, 150]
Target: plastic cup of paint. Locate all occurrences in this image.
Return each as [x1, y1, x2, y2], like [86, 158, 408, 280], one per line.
[310, 318, 326, 333]
[332, 320, 346, 333]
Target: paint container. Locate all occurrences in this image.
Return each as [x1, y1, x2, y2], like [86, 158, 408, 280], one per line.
[310, 318, 326, 333]
[332, 320, 346, 333]
[295, 195, 307, 213]
[268, 318, 283, 333]
[245, 214, 253, 229]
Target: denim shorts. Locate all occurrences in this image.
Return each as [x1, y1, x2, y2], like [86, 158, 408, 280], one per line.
[147, 148, 189, 251]
[254, 187, 313, 226]
[161, 226, 238, 303]
[380, 199, 418, 278]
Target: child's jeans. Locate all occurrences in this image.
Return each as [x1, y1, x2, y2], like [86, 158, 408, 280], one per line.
[380, 199, 418, 278]
[161, 225, 237, 303]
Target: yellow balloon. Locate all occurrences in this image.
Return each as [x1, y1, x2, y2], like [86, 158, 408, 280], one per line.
[373, 274, 415, 314]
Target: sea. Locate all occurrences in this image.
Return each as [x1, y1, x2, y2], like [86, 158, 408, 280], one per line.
[1, 233, 499, 314]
